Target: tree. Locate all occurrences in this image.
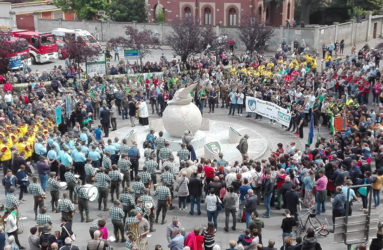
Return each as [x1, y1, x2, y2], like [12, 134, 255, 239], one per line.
[53, 0, 109, 20]
[166, 17, 203, 62]
[239, 16, 273, 56]
[0, 31, 28, 74]
[200, 25, 217, 53]
[155, 8, 165, 23]
[65, 37, 101, 68]
[109, 0, 147, 22]
[107, 26, 159, 65]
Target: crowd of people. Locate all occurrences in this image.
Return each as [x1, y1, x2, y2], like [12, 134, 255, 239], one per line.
[0, 36, 381, 250]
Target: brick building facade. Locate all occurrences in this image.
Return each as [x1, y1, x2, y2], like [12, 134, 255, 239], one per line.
[147, 0, 294, 27]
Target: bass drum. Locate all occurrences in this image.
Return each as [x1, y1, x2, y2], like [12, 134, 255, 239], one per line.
[59, 182, 68, 190]
[83, 184, 99, 201]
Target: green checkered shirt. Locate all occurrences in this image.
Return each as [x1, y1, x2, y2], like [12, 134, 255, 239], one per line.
[85, 163, 95, 177]
[95, 173, 111, 188]
[57, 198, 75, 212]
[76, 186, 89, 199]
[125, 216, 139, 228]
[118, 158, 131, 172]
[90, 220, 99, 230]
[64, 172, 77, 184]
[155, 137, 165, 150]
[155, 185, 171, 201]
[119, 193, 135, 207]
[36, 214, 52, 226]
[144, 160, 158, 174]
[159, 147, 172, 161]
[135, 205, 144, 216]
[144, 148, 154, 159]
[160, 171, 174, 186]
[109, 170, 121, 182]
[162, 161, 175, 174]
[140, 194, 154, 206]
[109, 206, 125, 221]
[47, 178, 60, 191]
[132, 181, 144, 195]
[28, 183, 44, 197]
[102, 155, 112, 169]
[177, 149, 190, 161]
[5, 194, 19, 210]
[138, 171, 151, 185]
[120, 144, 130, 155]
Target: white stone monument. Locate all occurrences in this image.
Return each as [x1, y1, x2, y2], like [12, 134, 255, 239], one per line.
[149, 119, 164, 132]
[162, 83, 202, 137]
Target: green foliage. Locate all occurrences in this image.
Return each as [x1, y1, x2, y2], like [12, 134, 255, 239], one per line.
[53, 0, 108, 20]
[109, 0, 147, 22]
[155, 8, 165, 23]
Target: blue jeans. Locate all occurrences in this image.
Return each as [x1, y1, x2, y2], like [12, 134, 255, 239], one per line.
[373, 189, 380, 207]
[315, 192, 326, 214]
[199, 100, 205, 114]
[178, 196, 186, 209]
[39, 174, 48, 191]
[189, 195, 201, 215]
[282, 232, 292, 245]
[207, 210, 218, 229]
[264, 193, 273, 216]
[245, 212, 252, 228]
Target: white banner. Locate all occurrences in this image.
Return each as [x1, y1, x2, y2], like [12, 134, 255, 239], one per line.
[86, 53, 106, 77]
[245, 96, 291, 127]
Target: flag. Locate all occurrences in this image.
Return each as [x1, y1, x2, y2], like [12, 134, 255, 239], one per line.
[329, 114, 335, 135]
[137, 74, 141, 83]
[308, 112, 314, 145]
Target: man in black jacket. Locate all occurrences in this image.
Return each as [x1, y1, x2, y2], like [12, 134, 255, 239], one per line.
[245, 189, 257, 228]
[263, 172, 273, 218]
[285, 187, 300, 221]
[99, 105, 110, 137]
[188, 173, 202, 215]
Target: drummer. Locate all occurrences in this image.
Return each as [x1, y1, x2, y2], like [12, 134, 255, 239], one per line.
[84, 158, 96, 184]
[76, 184, 94, 223]
[47, 172, 60, 212]
[139, 188, 156, 233]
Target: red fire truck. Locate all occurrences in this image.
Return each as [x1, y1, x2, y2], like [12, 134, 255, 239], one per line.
[12, 30, 58, 64]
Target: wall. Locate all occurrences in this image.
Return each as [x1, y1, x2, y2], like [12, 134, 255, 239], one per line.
[36, 14, 383, 52]
[0, 2, 11, 29]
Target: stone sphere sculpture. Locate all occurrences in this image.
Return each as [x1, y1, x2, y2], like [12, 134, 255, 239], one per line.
[162, 83, 202, 137]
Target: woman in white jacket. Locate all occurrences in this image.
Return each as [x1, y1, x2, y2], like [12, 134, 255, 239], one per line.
[4, 210, 24, 249]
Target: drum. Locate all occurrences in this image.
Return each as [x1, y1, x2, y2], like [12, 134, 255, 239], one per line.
[119, 173, 124, 181]
[74, 174, 80, 179]
[59, 182, 67, 190]
[83, 184, 98, 201]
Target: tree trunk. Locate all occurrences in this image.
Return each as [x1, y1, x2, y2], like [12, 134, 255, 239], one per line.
[300, 0, 312, 25]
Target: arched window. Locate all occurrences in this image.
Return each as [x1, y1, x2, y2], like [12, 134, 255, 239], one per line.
[184, 7, 192, 17]
[228, 8, 237, 26]
[204, 8, 212, 25]
[266, 7, 269, 21]
[287, 3, 291, 20]
[258, 6, 262, 20]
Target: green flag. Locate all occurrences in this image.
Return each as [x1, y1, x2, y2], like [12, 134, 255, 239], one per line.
[147, 73, 151, 79]
[137, 75, 141, 83]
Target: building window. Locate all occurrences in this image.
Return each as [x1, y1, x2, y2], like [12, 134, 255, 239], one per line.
[287, 3, 291, 20]
[184, 7, 192, 17]
[258, 6, 262, 20]
[204, 8, 212, 25]
[228, 8, 237, 26]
